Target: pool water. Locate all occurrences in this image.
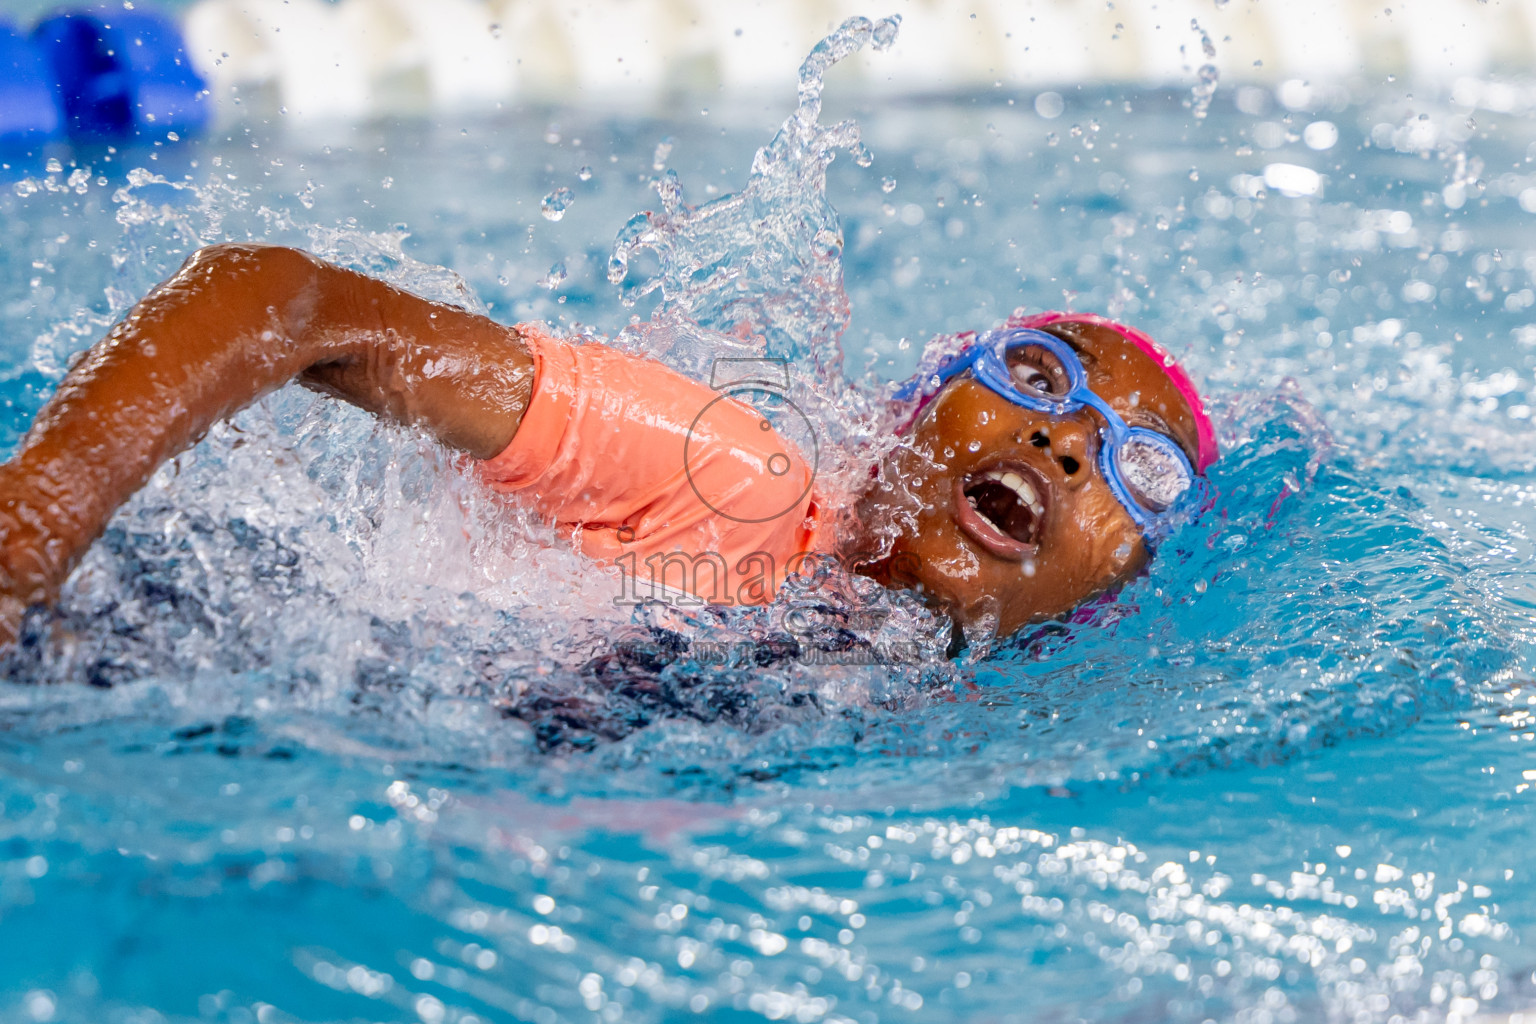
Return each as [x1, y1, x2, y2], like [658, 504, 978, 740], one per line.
[3, 20, 1536, 1023]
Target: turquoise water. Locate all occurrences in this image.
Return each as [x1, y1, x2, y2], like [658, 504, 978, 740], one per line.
[4, 25, 1536, 1022]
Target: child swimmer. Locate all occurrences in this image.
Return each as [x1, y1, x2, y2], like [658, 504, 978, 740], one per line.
[0, 244, 1216, 647]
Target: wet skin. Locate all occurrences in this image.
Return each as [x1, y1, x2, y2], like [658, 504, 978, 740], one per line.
[852, 322, 1203, 639]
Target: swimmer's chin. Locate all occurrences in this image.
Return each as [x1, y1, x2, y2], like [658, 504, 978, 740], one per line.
[942, 566, 1144, 643]
[849, 544, 1141, 645]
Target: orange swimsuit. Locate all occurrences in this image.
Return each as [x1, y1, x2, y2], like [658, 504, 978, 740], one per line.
[478, 325, 825, 605]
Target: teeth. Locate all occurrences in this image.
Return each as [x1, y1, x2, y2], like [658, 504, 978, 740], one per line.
[982, 468, 1038, 507]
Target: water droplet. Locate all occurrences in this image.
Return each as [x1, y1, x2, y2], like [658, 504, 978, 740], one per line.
[537, 261, 567, 290]
[652, 136, 674, 172]
[654, 169, 684, 215]
[1034, 91, 1065, 119]
[541, 187, 575, 221]
[1191, 64, 1220, 121]
[881, 177, 897, 193]
[968, 440, 982, 453]
[1190, 18, 1216, 59]
[1046, 132, 1059, 147]
[577, 165, 593, 182]
[488, 22, 502, 38]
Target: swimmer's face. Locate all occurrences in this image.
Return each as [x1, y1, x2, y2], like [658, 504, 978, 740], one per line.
[856, 322, 1202, 638]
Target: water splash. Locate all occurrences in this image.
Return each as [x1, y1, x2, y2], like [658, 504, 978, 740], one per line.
[608, 14, 901, 381]
[598, 14, 910, 576]
[1191, 64, 1220, 121]
[1189, 19, 1219, 120]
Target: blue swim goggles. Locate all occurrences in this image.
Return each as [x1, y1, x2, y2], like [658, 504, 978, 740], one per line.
[898, 328, 1197, 532]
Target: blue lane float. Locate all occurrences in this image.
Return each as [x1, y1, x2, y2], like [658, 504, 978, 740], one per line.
[30, 6, 209, 140]
[0, 20, 65, 142]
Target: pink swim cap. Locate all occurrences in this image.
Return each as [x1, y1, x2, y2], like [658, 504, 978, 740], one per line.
[1001, 310, 1219, 473]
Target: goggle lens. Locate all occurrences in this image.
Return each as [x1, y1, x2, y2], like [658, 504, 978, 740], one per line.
[1004, 344, 1073, 399]
[1117, 431, 1194, 513]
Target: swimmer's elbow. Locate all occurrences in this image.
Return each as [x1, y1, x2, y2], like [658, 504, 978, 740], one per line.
[181, 242, 320, 283]
[187, 243, 325, 298]
[173, 243, 328, 340]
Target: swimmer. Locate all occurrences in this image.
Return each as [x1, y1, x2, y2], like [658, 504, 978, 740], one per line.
[0, 244, 1216, 648]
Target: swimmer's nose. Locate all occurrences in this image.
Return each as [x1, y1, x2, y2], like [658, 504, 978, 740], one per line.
[1040, 418, 1092, 489]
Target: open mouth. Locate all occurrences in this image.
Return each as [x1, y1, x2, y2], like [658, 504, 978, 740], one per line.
[953, 462, 1048, 560]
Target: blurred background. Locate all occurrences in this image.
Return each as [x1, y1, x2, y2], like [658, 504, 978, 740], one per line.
[9, 0, 1535, 122]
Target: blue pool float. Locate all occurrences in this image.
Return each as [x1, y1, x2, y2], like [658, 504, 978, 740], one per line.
[0, 19, 64, 142]
[31, 6, 209, 138]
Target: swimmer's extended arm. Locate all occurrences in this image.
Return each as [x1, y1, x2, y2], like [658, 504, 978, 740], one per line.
[0, 243, 535, 641]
